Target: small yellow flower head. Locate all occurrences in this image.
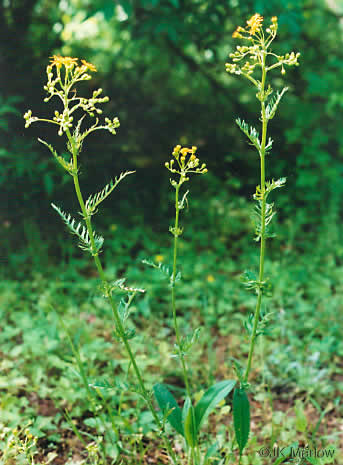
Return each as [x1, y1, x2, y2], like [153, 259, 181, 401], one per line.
[50, 55, 78, 69]
[155, 254, 164, 263]
[180, 147, 192, 156]
[81, 59, 97, 72]
[246, 13, 264, 35]
[271, 16, 278, 23]
[232, 28, 243, 39]
[207, 274, 215, 283]
[172, 144, 181, 157]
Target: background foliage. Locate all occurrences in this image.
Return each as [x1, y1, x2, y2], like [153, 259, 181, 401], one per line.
[2, 0, 343, 257]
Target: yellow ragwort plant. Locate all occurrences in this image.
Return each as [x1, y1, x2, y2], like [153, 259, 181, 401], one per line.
[144, 146, 238, 465]
[24, 55, 178, 464]
[225, 14, 300, 460]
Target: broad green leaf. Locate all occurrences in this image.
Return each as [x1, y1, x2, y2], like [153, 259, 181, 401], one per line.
[194, 380, 236, 434]
[233, 388, 250, 456]
[153, 383, 183, 436]
[183, 397, 197, 447]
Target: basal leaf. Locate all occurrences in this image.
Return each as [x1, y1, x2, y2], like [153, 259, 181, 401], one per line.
[153, 383, 183, 436]
[233, 387, 250, 456]
[194, 380, 236, 434]
[183, 397, 197, 447]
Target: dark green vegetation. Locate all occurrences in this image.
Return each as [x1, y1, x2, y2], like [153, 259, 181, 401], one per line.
[1, 0, 343, 463]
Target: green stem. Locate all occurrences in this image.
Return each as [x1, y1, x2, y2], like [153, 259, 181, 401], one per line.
[172, 183, 199, 464]
[244, 50, 269, 384]
[65, 129, 177, 465]
[172, 184, 192, 397]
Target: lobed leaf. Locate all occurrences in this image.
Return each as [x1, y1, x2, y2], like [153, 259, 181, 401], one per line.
[39, 138, 73, 174]
[85, 171, 135, 215]
[236, 118, 261, 152]
[51, 203, 103, 254]
[266, 87, 288, 120]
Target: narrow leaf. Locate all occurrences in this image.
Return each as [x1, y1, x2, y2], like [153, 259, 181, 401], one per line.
[153, 383, 184, 436]
[183, 397, 197, 447]
[233, 388, 250, 456]
[194, 380, 236, 434]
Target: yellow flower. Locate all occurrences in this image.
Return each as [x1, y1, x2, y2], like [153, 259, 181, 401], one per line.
[50, 55, 78, 68]
[110, 224, 118, 232]
[271, 16, 278, 23]
[180, 147, 192, 156]
[155, 254, 164, 263]
[207, 274, 215, 283]
[232, 27, 243, 39]
[81, 59, 97, 72]
[246, 13, 263, 35]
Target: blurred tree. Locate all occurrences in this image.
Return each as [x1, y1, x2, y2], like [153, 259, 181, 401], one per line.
[1, 0, 343, 261]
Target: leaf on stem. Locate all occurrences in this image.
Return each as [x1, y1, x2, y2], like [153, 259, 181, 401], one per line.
[241, 271, 273, 296]
[265, 87, 288, 120]
[113, 294, 137, 341]
[109, 278, 145, 294]
[142, 259, 181, 286]
[85, 171, 135, 216]
[252, 201, 276, 242]
[244, 308, 275, 337]
[39, 138, 74, 174]
[51, 203, 104, 254]
[254, 177, 286, 201]
[236, 118, 261, 152]
[172, 327, 201, 358]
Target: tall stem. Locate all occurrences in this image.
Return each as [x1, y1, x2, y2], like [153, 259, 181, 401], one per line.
[172, 183, 199, 464]
[244, 51, 268, 383]
[66, 129, 177, 464]
[172, 184, 192, 397]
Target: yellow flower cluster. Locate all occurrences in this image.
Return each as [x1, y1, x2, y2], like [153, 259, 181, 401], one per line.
[226, 14, 300, 81]
[246, 13, 264, 35]
[232, 13, 265, 39]
[165, 145, 208, 181]
[24, 56, 119, 141]
[49, 55, 97, 73]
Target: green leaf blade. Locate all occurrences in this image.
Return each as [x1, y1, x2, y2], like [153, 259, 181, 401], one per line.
[233, 387, 250, 456]
[153, 383, 184, 436]
[183, 397, 197, 447]
[194, 380, 236, 434]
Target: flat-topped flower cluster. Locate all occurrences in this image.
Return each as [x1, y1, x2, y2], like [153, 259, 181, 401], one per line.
[24, 55, 119, 138]
[226, 14, 300, 80]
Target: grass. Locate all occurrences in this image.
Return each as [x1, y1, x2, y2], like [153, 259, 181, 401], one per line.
[1, 193, 343, 463]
